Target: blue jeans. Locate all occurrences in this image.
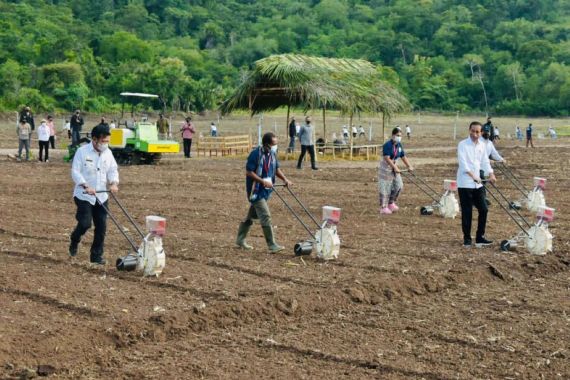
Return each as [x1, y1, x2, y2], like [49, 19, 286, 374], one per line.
[71, 129, 81, 146]
[288, 136, 295, 152]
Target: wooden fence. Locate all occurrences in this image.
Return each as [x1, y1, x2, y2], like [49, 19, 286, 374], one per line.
[196, 135, 252, 157]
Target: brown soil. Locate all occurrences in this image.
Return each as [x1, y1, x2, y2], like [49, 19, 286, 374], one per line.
[0, 134, 569, 379]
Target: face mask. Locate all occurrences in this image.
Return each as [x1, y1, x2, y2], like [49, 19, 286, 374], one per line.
[97, 143, 109, 152]
[482, 133, 490, 140]
[270, 145, 278, 153]
[394, 136, 402, 143]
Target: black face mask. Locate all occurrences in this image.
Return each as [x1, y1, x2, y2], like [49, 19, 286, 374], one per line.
[482, 132, 490, 140]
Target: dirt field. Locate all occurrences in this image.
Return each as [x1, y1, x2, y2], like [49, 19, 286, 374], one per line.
[0, 114, 569, 379]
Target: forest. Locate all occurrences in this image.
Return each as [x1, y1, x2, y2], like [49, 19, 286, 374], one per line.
[0, 0, 568, 116]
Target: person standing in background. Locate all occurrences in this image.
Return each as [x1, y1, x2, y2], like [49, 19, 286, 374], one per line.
[156, 114, 169, 140]
[20, 106, 35, 141]
[526, 123, 534, 148]
[181, 116, 195, 158]
[297, 116, 318, 170]
[288, 116, 296, 153]
[210, 122, 218, 137]
[47, 115, 56, 149]
[16, 120, 31, 161]
[70, 109, 84, 146]
[515, 126, 522, 141]
[405, 125, 412, 140]
[37, 119, 51, 162]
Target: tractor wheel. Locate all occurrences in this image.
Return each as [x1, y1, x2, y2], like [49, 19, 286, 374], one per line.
[500, 240, 511, 252]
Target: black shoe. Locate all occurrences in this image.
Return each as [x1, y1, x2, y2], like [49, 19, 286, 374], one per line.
[69, 242, 78, 257]
[311, 167, 319, 171]
[475, 237, 493, 247]
[296, 166, 302, 170]
[90, 258, 106, 265]
[463, 238, 472, 248]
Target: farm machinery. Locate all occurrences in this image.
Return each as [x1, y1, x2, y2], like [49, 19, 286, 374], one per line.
[64, 93, 179, 164]
[273, 185, 341, 260]
[110, 92, 179, 165]
[482, 179, 554, 256]
[402, 171, 460, 218]
[493, 162, 547, 212]
[94, 190, 167, 276]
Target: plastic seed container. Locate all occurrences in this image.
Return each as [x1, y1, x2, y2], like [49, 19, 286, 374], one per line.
[443, 180, 458, 192]
[322, 206, 341, 225]
[146, 215, 166, 236]
[533, 177, 547, 190]
[536, 206, 555, 223]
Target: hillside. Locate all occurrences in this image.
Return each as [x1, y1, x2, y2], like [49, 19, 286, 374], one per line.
[0, 0, 568, 115]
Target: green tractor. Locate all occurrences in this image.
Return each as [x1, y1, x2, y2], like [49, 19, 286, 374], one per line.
[109, 93, 180, 165]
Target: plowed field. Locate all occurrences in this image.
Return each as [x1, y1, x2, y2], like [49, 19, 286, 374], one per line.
[1, 115, 569, 379]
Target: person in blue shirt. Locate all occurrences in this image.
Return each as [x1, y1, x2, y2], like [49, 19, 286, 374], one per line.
[378, 127, 413, 215]
[236, 132, 293, 253]
[526, 123, 534, 148]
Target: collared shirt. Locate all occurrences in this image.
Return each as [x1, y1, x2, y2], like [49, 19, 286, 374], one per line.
[299, 124, 314, 146]
[181, 121, 195, 139]
[457, 137, 493, 189]
[382, 139, 405, 161]
[72, 143, 119, 205]
[245, 147, 279, 203]
[37, 123, 51, 141]
[481, 138, 503, 161]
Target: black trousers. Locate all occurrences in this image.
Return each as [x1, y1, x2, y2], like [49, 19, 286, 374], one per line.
[70, 197, 108, 262]
[39, 141, 49, 161]
[49, 135, 55, 149]
[458, 187, 488, 240]
[183, 138, 192, 157]
[297, 145, 316, 169]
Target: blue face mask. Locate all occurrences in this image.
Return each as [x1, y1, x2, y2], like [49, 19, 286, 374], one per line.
[271, 145, 278, 153]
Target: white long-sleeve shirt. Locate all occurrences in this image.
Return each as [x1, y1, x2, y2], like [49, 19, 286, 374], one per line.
[71, 143, 119, 205]
[481, 138, 503, 162]
[37, 123, 51, 141]
[457, 137, 493, 189]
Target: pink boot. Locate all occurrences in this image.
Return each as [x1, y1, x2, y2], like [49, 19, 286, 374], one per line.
[380, 207, 392, 215]
[388, 203, 399, 212]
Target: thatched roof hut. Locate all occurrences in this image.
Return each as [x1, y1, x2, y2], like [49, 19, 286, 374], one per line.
[220, 54, 408, 119]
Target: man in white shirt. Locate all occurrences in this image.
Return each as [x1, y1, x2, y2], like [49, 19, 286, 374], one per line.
[69, 125, 119, 264]
[457, 121, 496, 248]
[405, 125, 411, 140]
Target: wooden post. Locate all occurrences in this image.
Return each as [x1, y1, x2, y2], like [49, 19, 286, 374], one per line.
[349, 113, 353, 160]
[285, 104, 291, 160]
[382, 112, 386, 141]
[322, 106, 327, 143]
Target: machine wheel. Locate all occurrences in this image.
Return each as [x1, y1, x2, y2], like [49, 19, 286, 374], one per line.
[420, 206, 433, 216]
[500, 240, 511, 252]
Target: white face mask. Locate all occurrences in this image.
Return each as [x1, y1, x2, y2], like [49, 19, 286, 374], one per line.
[394, 136, 402, 143]
[270, 145, 278, 153]
[97, 143, 109, 152]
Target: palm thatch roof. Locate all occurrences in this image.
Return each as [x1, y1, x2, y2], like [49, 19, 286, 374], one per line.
[219, 54, 409, 117]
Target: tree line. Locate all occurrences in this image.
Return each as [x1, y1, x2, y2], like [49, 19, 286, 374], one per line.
[0, 0, 568, 116]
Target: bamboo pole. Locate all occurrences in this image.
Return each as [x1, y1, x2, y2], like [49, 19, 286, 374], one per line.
[348, 113, 354, 161]
[382, 112, 386, 141]
[322, 105, 326, 143]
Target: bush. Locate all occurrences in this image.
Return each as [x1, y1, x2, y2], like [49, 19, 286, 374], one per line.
[84, 96, 118, 113]
[12, 88, 56, 113]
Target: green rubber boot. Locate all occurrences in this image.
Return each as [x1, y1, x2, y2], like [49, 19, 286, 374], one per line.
[236, 222, 254, 250]
[262, 226, 284, 253]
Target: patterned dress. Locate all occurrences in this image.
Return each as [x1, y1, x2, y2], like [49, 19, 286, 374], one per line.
[378, 139, 405, 207]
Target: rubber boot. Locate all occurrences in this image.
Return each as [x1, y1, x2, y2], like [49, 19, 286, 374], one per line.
[236, 222, 254, 250]
[262, 225, 284, 253]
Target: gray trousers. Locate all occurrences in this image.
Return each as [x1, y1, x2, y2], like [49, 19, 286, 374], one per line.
[243, 198, 272, 227]
[18, 139, 30, 159]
